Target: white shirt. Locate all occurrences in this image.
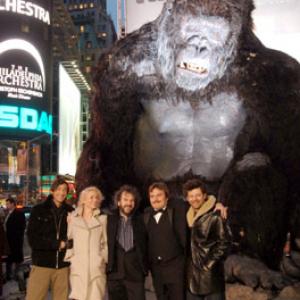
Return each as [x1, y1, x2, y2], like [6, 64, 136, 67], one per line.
[153, 207, 167, 224]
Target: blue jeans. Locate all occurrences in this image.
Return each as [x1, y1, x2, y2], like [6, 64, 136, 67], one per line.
[187, 290, 225, 300]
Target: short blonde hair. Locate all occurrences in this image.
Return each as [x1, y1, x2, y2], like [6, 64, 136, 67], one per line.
[78, 186, 104, 207]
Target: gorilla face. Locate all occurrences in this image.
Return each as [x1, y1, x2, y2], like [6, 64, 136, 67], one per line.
[157, 2, 244, 93]
[174, 14, 239, 91]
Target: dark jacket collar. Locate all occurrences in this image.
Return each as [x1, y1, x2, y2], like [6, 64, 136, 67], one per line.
[44, 194, 72, 212]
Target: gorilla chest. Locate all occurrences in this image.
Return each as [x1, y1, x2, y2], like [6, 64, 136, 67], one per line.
[134, 92, 246, 181]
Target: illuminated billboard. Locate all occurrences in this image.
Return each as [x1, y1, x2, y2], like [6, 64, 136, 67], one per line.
[0, 0, 52, 140]
[58, 64, 81, 176]
[125, 0, 165, 34]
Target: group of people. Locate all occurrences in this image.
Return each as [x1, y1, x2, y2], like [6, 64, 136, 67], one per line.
[25, 176, 232, 300]
[0, 197, 26, 297]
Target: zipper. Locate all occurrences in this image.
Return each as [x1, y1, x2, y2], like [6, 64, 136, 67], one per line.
[52, 210, 64, 269]
[85, 222, 92, 300]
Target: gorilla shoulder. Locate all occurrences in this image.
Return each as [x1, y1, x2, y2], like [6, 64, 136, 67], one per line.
[105, 22, 158, 78]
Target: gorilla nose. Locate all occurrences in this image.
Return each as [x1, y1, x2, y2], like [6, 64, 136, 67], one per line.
[199, 46, 207, 53]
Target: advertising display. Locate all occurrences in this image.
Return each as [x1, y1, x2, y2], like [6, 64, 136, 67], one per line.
[0, 0, 52, 140]
[253, 0, 300, 62]
[58, 64, 81, 176]
[125, 0, 165, 33]
[125, 0, 299, 62]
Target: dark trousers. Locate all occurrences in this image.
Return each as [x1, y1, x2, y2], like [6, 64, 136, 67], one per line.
[187, 290, 225, 300]
[0, 260, 2, 296]
[6, 260, 21, 280]
[151, 256, 185, 300]
[108, 279, 145, 300]
[6, 261, 26, 291]
[153, 279, 185, 300]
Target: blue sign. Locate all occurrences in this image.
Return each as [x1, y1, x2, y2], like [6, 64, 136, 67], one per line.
[0, 105, 52, 135]
[0, 0, 51, 141]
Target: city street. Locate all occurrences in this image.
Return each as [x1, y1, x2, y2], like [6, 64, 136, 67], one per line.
[2, 279, 156, 300]
[2, 242, 156, 300]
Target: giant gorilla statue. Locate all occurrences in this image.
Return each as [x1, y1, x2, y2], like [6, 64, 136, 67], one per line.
[76, 0, 300, 272]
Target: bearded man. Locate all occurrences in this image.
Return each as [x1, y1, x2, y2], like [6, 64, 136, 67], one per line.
[107, 185, 148, 300]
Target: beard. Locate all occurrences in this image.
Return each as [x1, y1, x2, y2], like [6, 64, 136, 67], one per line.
[119, 205, 134, 216]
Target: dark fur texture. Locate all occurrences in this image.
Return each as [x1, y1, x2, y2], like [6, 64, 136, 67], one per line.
[76, 0, 300, 270]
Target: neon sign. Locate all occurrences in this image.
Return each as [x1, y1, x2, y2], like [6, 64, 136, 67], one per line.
[0, 39, 46, 90]
[0, 105, 52, 134]
[0, 0, 50, 25]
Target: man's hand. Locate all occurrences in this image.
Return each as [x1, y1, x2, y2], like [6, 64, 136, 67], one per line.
[59, 241, 66, 251]
[214, 202, 228, 219]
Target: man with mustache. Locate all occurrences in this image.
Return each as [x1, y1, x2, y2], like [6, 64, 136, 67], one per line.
[144, 182, 187, 300]
[107, 185, 148, 300]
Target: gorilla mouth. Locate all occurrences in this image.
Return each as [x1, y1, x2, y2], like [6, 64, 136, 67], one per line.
[177, 62, 208, 75]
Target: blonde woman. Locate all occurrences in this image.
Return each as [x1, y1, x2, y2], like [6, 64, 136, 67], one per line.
[65, 186, 108, 300]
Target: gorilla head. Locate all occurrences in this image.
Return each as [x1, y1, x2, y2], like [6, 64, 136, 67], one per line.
[157, 0, 254, 91]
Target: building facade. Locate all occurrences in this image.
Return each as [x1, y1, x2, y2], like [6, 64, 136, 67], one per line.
[64, 0, 117, 80]
[0, 0, 52, 205]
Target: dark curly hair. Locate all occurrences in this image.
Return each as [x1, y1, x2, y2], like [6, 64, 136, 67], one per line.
[113, 185, 141, 211]
[50, 176, 69, 193]
[182, 178, 207, 198]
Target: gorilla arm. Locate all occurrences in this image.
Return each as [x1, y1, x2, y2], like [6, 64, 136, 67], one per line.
[218, 47, 300, 268]
[75, 25, 157, 195]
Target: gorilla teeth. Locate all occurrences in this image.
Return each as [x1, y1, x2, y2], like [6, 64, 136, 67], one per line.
[178, 61, 207, 74]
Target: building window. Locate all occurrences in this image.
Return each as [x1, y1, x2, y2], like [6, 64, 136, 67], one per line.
[86, 41, 92, 49]
[85, 66, 92, 73]
[80, 25, 85, 33]
[90, 3, 94, 8]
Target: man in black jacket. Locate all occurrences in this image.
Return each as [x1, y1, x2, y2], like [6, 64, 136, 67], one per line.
[107, 185, 148, 300]
[0, 218, 4, 297]
[144, 182, 187, 300]
[26, 177, 73, 300]
[183, 179, 231, 300]
[4, 198, 26, 281]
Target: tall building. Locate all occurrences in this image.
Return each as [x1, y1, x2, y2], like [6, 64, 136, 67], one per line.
[0, 0, 52, 205]
[64, 0, 117, 80]
[0, 0, 92, 205]
[52, 0, 91, 178]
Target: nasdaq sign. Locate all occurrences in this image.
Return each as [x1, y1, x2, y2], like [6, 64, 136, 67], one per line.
[0, 105, 52, 134]
[0, 0, 51, 140]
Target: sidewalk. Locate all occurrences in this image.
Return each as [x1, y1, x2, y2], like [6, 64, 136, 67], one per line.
[2, 280, 27, 300]
[2, 255, 156, 300]
[2, 278, 156, 300]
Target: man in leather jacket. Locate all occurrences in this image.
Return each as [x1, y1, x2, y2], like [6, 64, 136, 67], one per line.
[183, 179, 231, 300]
[26, 177, 73, 300]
